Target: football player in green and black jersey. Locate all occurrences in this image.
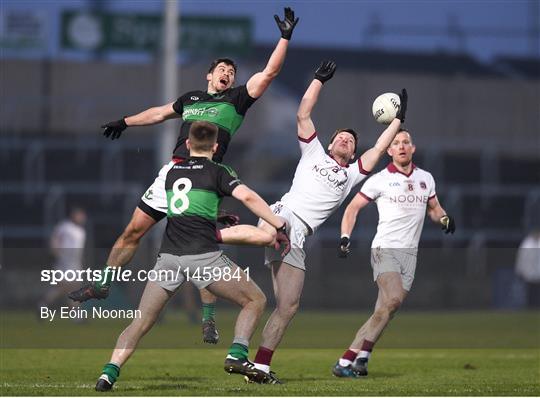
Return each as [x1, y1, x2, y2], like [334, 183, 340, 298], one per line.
[94, 121, 290, 392]
[70, 7, 299, 342]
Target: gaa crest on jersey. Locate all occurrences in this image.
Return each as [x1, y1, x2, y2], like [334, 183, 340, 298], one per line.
[420, 181, 427, 190]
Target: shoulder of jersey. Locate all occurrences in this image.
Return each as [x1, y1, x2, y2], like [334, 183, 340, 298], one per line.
[415, 166, 433, 178]
[216, 162, 237, 176]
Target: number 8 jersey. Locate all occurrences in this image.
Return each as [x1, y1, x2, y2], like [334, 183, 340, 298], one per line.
[160, 156, 242, 256]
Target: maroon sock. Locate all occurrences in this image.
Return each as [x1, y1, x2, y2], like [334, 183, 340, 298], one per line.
[341, 349, 358, 362]
[254, 346, 274, 366]
[361, 339, 375, 353]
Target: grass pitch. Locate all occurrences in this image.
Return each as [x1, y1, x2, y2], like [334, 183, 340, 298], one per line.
[1, 310, 539, 396]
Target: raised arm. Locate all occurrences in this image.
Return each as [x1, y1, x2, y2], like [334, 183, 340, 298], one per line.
[297, 61, 336, 139]
[102, 102, 180, 140]
[246, 7, 298, 99]
[360, 89, 408, 172]
[338, 193, 371, 257]
[124, 102, 179, 126]
[427, 195, 456, 234]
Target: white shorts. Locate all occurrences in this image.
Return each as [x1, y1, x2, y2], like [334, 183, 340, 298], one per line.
[371, 248, 418, 291]
[139, 161, 175, 219]
[263, 202, 310, 271]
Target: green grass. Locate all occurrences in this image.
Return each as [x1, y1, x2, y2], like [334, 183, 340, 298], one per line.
[1, 311, 539, 395]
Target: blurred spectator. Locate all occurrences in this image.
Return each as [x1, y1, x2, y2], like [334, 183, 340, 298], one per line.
[41, 207, 87, 308]
[515, 228, 540, 308]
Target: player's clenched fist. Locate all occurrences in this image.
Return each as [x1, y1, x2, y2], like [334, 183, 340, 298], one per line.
[274, 7, 299, 40]
[314, 60, 337, 84]
[338, 236, 350, 258]
[102, 118, 128, 140]
[440, 215, 456, 234]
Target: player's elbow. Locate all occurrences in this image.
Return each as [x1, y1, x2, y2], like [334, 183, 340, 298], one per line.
[296, 111, 310, 123]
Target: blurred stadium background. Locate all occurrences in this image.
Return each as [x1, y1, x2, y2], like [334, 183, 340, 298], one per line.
[1, 0, 539, 317]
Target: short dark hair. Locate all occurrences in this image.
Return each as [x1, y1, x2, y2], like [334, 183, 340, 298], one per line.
[329, 128, 358, 154]
[397, 127, 413, 143]
[208, 58, 238, 74]
[189, 121, 218, 152]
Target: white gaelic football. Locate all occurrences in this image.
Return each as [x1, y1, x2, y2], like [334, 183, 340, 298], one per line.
[372, 92, 400, 124]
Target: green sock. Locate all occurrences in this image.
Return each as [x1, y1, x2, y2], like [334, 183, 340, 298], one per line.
[202, 303, 216, 321]
[95, 266, 114, 289]
[227, 343, 248, 360]
[101, 363, 120, 383]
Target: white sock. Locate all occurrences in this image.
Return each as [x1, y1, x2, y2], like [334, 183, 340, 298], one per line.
[254, 363, 270, 373]
[338, 358, 353, 367]
[357, 351, 371, 360]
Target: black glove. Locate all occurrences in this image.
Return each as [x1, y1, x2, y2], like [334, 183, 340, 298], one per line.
[396, 88, 408, 123]
[102, 118, 127, 140]
[314, 60, 337, 84]
[274, 222, 291, 257]
[217, 210, 240, 227]
[440, 215, 456, 234]
[338, 236, 350, 258]
[274, 7, 299, 40]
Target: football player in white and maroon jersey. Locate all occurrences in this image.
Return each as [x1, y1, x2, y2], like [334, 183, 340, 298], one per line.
[333, 129, 455, 378]
[248, 61, 408, 383]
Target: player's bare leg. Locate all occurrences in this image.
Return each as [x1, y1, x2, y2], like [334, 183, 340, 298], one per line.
[96, 281, 173, 391]
[334, 272, 407, 377]
[204, 264, 271, 383]
[206, 264, 266, 341]
[361, 272, 407, 343]
[251, 260, 304, 379]
[106, 207, 157, 268]
[199, 224, 277, 344]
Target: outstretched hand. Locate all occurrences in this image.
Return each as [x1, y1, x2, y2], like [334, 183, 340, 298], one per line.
[396, 89, 408, 123]
[102, 118, 127, 140]
[274, 7, 299, 40]
[314, 60, 337, 84]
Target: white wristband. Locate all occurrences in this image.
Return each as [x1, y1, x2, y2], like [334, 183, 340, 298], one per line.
[341, 234, 350, 239]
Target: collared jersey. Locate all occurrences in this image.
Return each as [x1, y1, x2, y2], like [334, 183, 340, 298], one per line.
[360, 163, 436, 249]
[279, 132, 370, 232]
[172, 85, 256, 162]
[160, 156, 242, 255]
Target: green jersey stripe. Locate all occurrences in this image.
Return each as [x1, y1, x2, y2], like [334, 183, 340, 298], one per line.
[166, 189, 221, 220]
[182, 102, 244, 135]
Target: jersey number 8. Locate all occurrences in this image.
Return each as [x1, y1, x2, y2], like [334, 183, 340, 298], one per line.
[170, 178, 192, 215]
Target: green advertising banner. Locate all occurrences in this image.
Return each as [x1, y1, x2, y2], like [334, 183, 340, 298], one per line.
[60, 11, 252, 55]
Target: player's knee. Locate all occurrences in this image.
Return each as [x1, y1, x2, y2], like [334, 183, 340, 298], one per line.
[253, 291, 267, 312]
[277, 299, 300, 319]
[385, 297, 402, 316]
[372, 308, 388, 324]
[128, 317, 154, 337]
